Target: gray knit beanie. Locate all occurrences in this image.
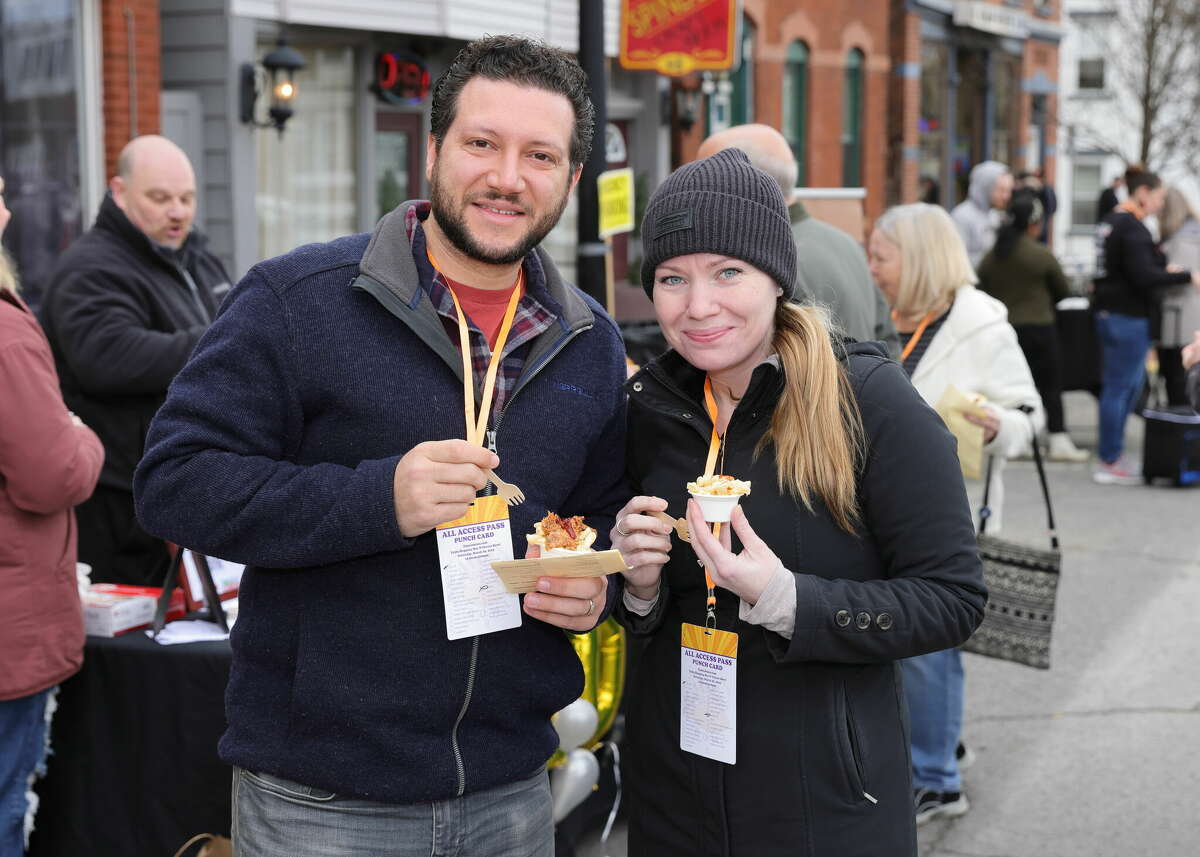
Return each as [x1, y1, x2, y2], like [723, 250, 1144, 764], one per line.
[640, 147, 797, 299]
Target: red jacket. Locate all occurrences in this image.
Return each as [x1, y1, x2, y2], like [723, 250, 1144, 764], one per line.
[1, 289, 103, 701]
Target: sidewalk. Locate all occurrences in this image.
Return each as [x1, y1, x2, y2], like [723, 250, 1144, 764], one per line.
[580, 391, 1200, 856]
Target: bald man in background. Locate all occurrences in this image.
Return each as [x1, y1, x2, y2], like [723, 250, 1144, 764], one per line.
[697, 124, 899, 357]
[40, 135, 230, 584]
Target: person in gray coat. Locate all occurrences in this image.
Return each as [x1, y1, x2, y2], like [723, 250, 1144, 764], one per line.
[1157, 186, 1200, 406]
[952, 161, 1013, 268]
[697, 124, 900, 357]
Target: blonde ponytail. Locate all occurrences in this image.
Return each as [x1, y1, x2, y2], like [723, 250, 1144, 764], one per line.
[759, 302, 865, 533]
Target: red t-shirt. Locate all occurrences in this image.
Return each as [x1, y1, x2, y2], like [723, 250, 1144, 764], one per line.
[443, 274, 519, 350]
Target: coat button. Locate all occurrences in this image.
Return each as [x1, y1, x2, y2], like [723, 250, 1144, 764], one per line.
[681, 412, 692, 419]
[855, 611, 871, 630]
[835, 609, 851, 627]
[632, 381, 643, 392]
[876, 612, 893, 630]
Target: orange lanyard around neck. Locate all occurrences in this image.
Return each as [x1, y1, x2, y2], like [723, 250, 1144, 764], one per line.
[700, 376, 725, 611]
[895, 310, 938, 363]
[427, 249, 524, 447]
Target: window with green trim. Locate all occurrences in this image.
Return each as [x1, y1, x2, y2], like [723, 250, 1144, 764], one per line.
[842, 48, 865, 187]
[783, 41, 809, 186]
[730, 15, 756, 126]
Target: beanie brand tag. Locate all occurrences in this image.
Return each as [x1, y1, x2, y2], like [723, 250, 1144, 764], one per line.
[653, 209, 692, 240]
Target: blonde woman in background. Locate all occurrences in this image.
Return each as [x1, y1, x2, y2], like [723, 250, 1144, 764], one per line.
[867, 202, 1042, 826]
[1156, 187, 1200, 407]
[0, 176, 104, 855]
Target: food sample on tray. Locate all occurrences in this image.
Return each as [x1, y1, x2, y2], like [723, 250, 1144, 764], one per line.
[687, 475, 752, 523]
[527, 512, 598, 555]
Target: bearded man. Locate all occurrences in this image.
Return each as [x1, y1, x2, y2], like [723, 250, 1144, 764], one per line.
[134, 35, 628, 857]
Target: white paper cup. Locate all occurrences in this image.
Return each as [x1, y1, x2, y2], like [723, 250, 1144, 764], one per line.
[688, 491, 742, 523]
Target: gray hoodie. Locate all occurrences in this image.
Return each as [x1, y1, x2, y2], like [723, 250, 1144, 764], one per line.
[952, 160, 1009, 268]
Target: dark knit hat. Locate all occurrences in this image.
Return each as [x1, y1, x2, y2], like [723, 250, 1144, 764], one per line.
[639, 148, 797, 299]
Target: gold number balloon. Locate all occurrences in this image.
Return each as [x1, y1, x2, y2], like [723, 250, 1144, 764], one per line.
[548, 617, 626, 767]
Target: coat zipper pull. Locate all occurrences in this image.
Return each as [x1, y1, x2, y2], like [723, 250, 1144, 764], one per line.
[864, 791, 878, 804]
[486, 430, 498, 454]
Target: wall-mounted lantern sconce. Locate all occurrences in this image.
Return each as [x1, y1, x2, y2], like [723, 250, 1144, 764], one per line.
[240, 37, 306, 134]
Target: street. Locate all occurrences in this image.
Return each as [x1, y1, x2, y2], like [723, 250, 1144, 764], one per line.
[579, 390, 1200, 856]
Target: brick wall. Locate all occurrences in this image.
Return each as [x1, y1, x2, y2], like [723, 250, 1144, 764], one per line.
[101, 0, 161, 180]
[669, 0, 892, 224]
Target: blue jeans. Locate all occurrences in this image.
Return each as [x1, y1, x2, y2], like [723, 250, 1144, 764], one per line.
[0, 690, 52, 857]
[232, 766, 553, 857]
[1096, 311, 1151, 464]
[901, 648, 964, 792]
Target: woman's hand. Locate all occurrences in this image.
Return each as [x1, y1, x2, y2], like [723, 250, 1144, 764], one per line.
[964, 404, 1001, 444]
[686, 501, 783, 606]
[611, 496, 674, 600]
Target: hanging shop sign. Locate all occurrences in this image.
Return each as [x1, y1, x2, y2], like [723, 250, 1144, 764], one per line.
[374, 51, 431, 105]
[619, 0, 740, 77]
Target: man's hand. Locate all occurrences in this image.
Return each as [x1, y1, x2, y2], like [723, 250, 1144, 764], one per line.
[1182, 330, 1200, 371]
[392, 440, 498, 538]
[523, 573, 607, 632]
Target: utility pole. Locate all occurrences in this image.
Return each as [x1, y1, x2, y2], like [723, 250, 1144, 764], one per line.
[576, 0, 607, 305]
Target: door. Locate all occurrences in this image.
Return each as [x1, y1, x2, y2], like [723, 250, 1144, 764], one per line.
[375, 111, 422, 221]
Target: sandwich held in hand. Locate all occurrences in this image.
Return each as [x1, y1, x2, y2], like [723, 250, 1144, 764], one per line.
[527, 513, 598, 556]
[687, 474, 752, 522]
[491, 512, 627, 594]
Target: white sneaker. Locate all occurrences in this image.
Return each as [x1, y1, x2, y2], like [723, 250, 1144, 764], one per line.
[1047, 433, 1089, 462]
[1092, 458, 1142, 485]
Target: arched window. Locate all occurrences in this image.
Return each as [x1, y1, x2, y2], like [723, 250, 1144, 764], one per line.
[842, 48, 865, 187]
[731, 15, 756, 126]
[783, 41, 809, 187]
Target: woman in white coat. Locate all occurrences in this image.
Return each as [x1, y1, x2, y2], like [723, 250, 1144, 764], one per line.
[867, 202, 1043, 826]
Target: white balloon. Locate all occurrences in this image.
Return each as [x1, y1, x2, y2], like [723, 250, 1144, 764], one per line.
[551, 698, 599, 752]
[550, 748, 601, 823]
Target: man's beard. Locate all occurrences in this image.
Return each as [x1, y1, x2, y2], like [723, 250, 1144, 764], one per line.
[429, 166, 570, 266]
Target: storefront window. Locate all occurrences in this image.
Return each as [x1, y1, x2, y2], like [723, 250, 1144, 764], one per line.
[990, 52, 1021, 169]
[919, 41, 948, 203]
[842, 49, 864, 187]
[0, 0, 85, 311]
[782, 41, 808, 187]
[257, 45, 357, 261]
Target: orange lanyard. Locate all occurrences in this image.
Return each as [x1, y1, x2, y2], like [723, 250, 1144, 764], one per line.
[895, 311, 938, 363]
[428, 250, 524, 447]
[700, 377, 724, 621]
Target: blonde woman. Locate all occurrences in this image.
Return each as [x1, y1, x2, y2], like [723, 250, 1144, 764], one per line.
[0, 175, 104, 855]
[867, 202, 1042, 825]
[609, 149, 986, 856]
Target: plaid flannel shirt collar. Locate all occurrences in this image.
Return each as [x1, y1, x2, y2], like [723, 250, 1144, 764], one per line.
[404, 203, 558, 407]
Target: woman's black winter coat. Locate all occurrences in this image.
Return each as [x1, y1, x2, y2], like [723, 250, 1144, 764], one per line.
[616, 343, 986, 857]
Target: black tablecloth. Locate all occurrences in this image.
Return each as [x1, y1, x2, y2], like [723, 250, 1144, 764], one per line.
[29, 633, 232, 857]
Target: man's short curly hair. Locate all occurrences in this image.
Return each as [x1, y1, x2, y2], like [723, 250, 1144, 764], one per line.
[430, 35, 595, 170]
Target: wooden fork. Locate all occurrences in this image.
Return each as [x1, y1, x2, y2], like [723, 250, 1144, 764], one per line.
[649, 510, 691, 543]
[486, 469, 525, 506]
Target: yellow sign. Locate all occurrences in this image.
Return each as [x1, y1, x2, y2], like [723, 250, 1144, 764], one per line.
[597, 168, 635, 238]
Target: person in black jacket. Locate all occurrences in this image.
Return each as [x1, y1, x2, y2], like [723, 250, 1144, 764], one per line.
[1091, 166, 1200, 484]
[39, 135, 230, 584]
[610, 148, 986, 857]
